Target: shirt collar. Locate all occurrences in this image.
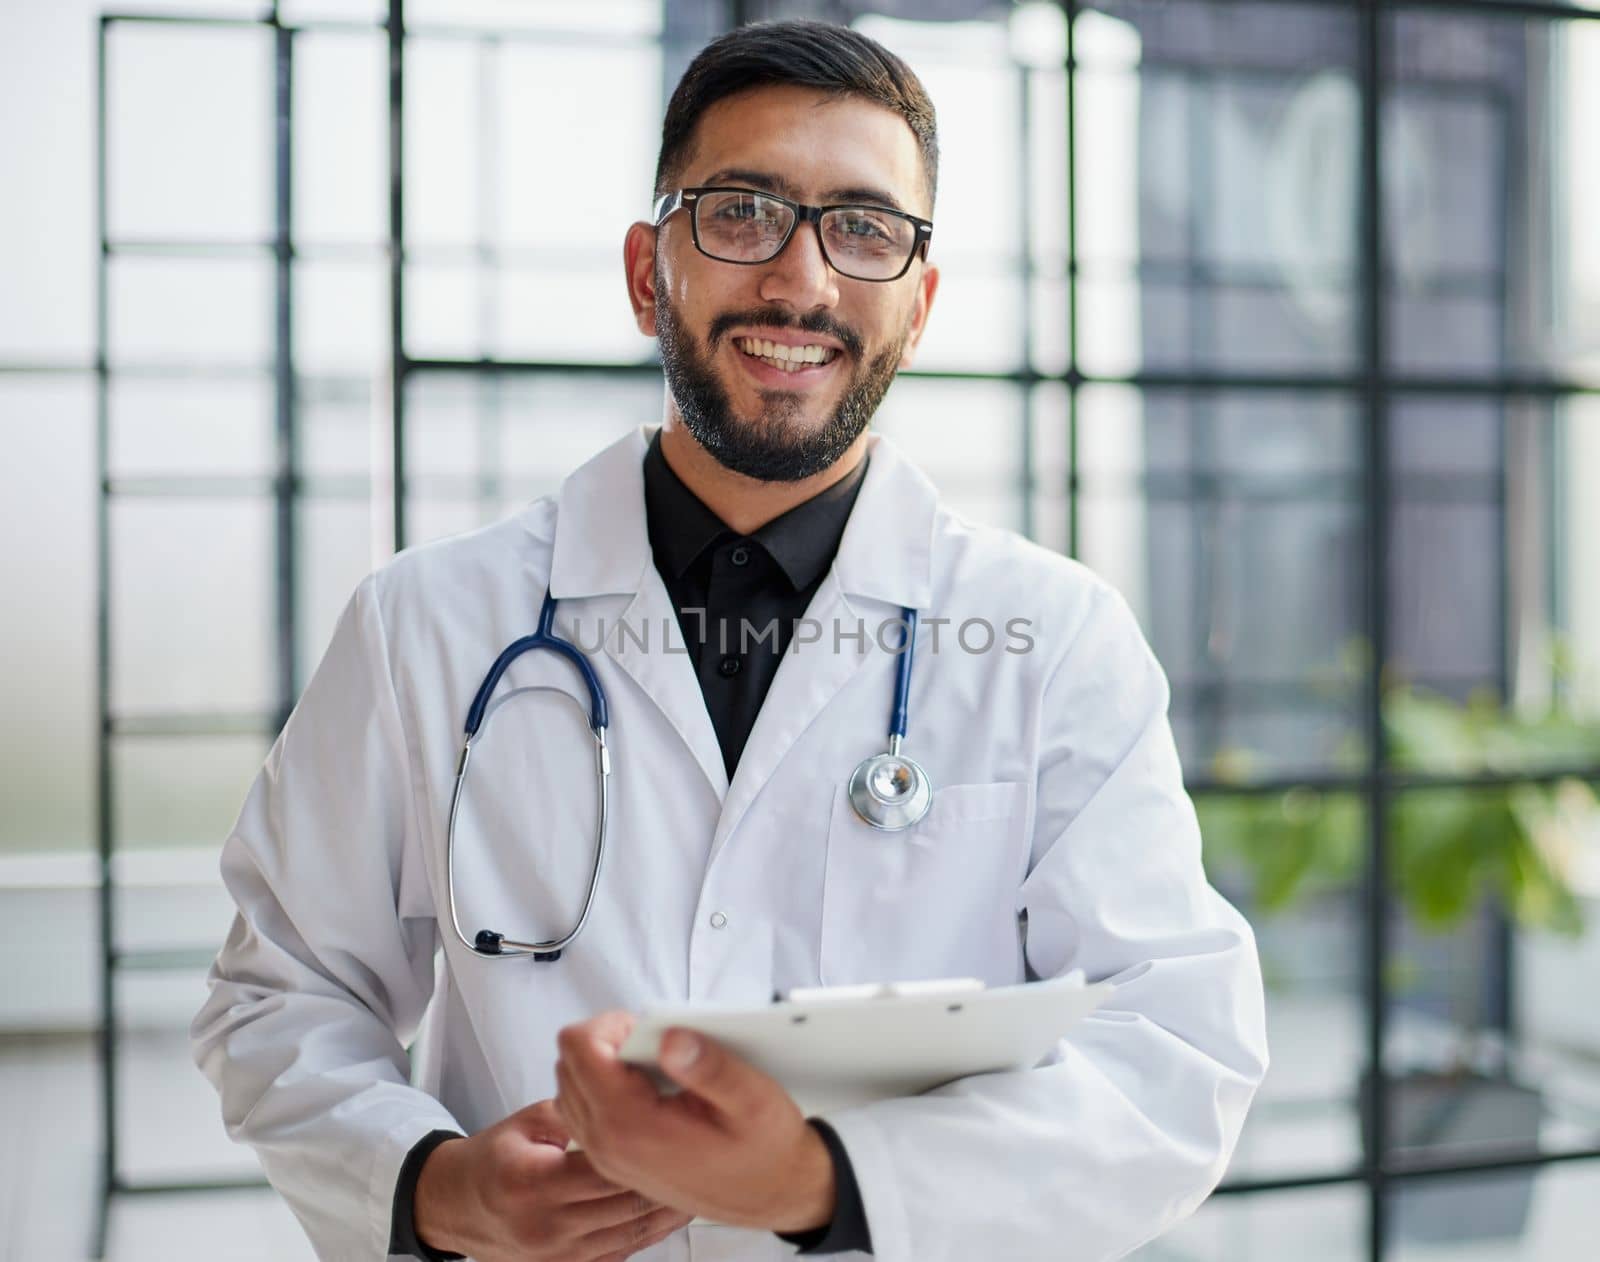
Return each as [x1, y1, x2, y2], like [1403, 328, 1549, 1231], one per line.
[642, 427, 869, 592]
[642, 429, 731, 581]
[545, 424, 935, 613]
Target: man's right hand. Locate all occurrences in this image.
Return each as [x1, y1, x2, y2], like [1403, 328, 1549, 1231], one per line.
[413, 1098, 693, 1262]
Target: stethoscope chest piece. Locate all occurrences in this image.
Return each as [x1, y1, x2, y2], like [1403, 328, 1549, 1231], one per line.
[846, 607, 933, 831]
[848, 743, 933, 831]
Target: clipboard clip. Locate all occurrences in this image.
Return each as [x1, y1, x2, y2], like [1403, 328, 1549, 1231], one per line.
[772, 977, 987, 1005]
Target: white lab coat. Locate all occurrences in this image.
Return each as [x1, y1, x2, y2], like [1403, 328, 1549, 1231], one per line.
[192, 424, 1268, 1262]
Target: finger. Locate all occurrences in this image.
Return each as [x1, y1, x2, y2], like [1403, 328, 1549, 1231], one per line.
[584, 1009, 639, 1054]
[579, 1204, 693, 1259]
[555, 1060, 596, 1145]
[559, 1028, 658, 1125]
[553, 1078, 580, 1135]
[565, 1188, 668, 1234]
[590, 1211, 695, 1262]
[548, 1149, 630, 1202]
[556, 1033, 603, 1122]
[558, 1010, 638, 1060]
[509, 1097, 572, 1147]
[558, 1015, 634, 1088]
[656, 1027, 769, 1120]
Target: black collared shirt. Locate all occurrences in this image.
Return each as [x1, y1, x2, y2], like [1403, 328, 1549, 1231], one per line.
[644, 429, 874, 1254]
[389, 431, 875, 1259]
[643, 427, 869, 781]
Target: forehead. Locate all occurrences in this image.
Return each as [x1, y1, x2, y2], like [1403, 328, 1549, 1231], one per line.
[681, 84, 929, 214]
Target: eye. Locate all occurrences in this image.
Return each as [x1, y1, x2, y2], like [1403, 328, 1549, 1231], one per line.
[825, 209, 902, 254]
[838, 213, 892, 241]
[712, 195, 783, 226]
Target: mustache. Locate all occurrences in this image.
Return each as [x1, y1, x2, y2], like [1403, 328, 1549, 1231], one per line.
[707, 308, 864, 360]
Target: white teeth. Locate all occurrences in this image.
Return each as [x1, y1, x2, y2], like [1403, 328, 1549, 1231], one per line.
[736, 336, 834, 366]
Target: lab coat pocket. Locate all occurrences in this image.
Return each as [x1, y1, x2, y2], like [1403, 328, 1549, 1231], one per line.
[818, 780, 1030, 988]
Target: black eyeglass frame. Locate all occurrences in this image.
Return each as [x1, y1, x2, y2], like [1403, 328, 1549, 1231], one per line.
[653, 186, 934, 282]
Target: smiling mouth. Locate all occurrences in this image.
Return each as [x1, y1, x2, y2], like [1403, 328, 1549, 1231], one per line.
[733, 335, 842, 374]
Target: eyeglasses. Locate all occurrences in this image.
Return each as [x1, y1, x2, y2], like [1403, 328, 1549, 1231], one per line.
[653, 186, 933, 283]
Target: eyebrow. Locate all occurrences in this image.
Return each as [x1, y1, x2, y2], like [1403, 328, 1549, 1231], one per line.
[699, 167, 910, 215]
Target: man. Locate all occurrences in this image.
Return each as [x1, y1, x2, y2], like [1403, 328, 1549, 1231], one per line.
[193, 19, 1268, 1262]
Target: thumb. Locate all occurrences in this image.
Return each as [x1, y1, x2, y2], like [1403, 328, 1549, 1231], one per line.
[657, 1028, 762, 1114]
[510, 1097, 572, 1148]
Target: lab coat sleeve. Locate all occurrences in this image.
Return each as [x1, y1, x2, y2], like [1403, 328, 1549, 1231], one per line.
[190, 573, 463, 1260]
[820, 579, 1270, 1262]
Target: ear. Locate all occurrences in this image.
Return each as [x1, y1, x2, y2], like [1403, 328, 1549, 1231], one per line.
[623, 220, 659, 338]
[897, 261, 940, 370]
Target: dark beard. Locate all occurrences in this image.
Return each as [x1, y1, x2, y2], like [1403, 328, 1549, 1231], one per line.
[654, 276, 908, 483]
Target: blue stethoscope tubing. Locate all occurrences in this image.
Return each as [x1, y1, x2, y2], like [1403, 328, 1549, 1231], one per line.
[446, 592, 611, 962]
[446, 593, 931, 962]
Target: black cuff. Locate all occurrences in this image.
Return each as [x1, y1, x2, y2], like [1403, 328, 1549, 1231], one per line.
[388, 1129, 468, 1260]
[774, 1118, 874, 1255]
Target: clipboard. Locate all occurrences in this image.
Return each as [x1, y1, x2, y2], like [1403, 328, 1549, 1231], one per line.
[617, 970, 1119, 1116]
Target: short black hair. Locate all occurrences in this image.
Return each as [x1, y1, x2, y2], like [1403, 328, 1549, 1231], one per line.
[654, 19, 939, 211]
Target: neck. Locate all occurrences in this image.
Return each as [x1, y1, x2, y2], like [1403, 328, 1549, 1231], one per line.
[657, 414, 869, 536]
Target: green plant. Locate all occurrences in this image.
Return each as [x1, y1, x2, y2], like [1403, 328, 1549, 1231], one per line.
[1199, 667, 1600, 1188]
[1197, 683, 1600, 1029]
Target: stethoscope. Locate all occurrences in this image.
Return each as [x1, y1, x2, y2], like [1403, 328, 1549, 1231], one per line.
[446, 591, 932, 962]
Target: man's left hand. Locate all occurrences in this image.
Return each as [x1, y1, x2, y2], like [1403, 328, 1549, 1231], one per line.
[554, 1011, 836, 1234]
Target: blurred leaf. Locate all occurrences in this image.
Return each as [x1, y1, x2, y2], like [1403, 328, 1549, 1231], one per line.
[1386, 687, 1484, 772]
[1198, 684, 1599, 953]
[1197, 788, 1363, 911]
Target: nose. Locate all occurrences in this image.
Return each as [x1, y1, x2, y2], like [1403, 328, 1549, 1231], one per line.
[757, 215, 841, 313]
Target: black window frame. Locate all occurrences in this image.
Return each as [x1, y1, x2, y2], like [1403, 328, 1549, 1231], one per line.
[69, 2, 1600, 1259]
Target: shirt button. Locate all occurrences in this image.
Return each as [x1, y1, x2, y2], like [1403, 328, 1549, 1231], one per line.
[730, 545, 751, 566]
[709, 911, 728, 929]
[718, 655, 741, 677]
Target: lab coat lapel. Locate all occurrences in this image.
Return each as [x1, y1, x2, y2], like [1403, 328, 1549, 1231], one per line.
[604, 575, 731, 802]
[547, 426, 730, 803]
[708, 432, 938, 863]
[710, 574, 869, 861]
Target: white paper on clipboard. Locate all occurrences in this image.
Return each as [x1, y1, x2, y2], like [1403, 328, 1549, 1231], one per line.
[617, 969, 1119, 1117]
